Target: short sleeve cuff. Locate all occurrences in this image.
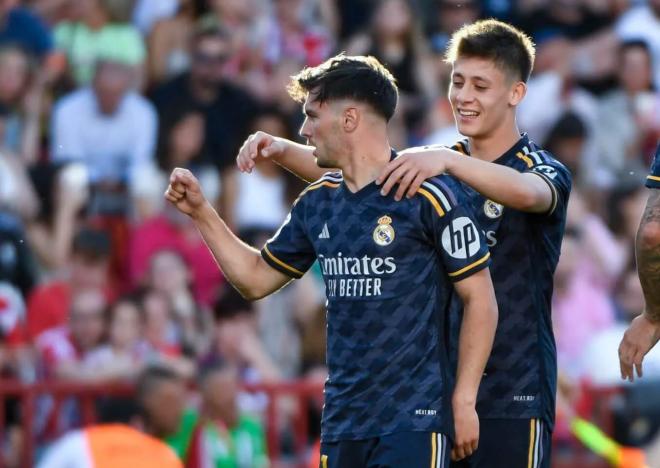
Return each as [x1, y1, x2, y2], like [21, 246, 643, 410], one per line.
[261, 245, 305, 279]
[447, 252, 491, 282]
[646, 174, 660, 189]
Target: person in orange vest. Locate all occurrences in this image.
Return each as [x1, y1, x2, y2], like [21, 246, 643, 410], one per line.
[38, 366, 187, 468]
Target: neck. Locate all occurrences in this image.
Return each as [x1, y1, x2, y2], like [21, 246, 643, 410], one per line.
[85, 8, 108, 30]
[340, 132, 391, 192]
[468, 118, 522, 161]
[206, 404, 238, 427]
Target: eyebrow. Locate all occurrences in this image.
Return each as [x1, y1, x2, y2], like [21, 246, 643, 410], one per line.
[451, 73, 492, 84]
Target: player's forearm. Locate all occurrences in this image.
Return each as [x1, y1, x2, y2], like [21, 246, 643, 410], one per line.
[444, 151, 551, 213]
[454, 291, 498, 404]
[636, 190, 660, 323]
[272, 138, 330, 182]
[191, 202, 278, 300]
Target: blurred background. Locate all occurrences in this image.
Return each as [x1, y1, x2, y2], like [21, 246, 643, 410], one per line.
[0, 0, 659, 466]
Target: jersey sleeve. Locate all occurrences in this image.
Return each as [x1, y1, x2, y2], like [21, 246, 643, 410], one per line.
[524, 154, 572, 217]
[261, 197, 315, 279]
[646, 144, 660, 189]
[418, 177, 491, 282]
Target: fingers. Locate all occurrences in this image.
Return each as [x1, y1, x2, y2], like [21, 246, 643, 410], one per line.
[164, 185, 184, 204]
[376, 157, 405, 186]
[394, 167, 417, 201]
[634, 352, 644, 379]
[406, 173, 425, 199]
[379, 163, 409, 197]
[619, 339, 635, 382]
[451, 444, 466, 461]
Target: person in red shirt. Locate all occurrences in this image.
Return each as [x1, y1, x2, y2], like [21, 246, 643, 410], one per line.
[26, 228, 113, 341]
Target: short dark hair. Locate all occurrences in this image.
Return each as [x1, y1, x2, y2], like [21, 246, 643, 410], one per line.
[287, 53, 399, 121]
[197, 358, 236, 386]
[135, 365, 181, 405]
[445, 19, 535, 82]
[72, 227, 111, 262]
[212, 287, 253, 323]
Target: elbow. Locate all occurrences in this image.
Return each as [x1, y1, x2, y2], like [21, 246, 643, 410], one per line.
[638, 220, 660, 252]
[236, 287, 266, 301]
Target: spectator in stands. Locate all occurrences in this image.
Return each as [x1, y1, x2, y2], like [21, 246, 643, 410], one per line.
[83, 296, 149, 382]
[346, 0, 436, 142]
[147, 250, 213, 358]
[197, 0, 269, 84]
[51, 57, 157, 197]
[150, 23, 259, 171]
[616, 0, 660, 89]
[0, 0, 53, 58]
[26, 227, 112, 340]
[133, 109, 219, 221]
[137, 365, 188, 443]
[0, 45, 45, 163]
[141, 288, 195, 378]
[171, 360, 269, 467]
[222, 109, 291, 236]
[210, 288, 281, 384]
[35, 288, 107, 381]
[552, 224, 616, 378]
[129, 210, 225, 308]
[594, 40, 660, 186]
[147, 0, 200, 84]
[54, 0, 145, 86]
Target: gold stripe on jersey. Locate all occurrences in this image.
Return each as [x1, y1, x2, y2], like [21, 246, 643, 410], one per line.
[454, 141, 468, 155]
[294, 180, 340, 205]
[647, 175, 660, 182]
[417, 188, 446, 217]
[430, 432, 437, 468]
[263, 245, 304, 277]
[527, 418, 537, 468]
[448, 252, 490, 277]
[516, 151, 534, 168]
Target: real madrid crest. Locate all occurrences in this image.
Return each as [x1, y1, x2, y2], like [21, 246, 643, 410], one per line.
[483, 200, 503, 219]
[373, 215, 395, 246]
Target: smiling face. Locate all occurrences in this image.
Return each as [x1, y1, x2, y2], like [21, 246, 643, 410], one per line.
[448, 56, 523, 140]
[299, 94, 346, 168]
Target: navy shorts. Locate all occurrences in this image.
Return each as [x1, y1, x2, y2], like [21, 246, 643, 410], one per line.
[450, 418, 551, 468]
[320, 431, 450, 468]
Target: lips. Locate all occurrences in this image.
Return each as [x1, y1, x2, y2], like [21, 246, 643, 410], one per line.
[458, 109, 479, 117]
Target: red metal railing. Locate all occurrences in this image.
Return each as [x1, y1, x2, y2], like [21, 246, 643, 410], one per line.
[0, 379, 324, 467]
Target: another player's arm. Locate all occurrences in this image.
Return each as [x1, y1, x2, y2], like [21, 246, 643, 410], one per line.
[236, 131, 330, 182]
[166, 168, 291, 300]
[451, 268, 498, 460]
[377, 147, 553, 213]
[637, 190, 660, 321]
[619, 189, 660, 381]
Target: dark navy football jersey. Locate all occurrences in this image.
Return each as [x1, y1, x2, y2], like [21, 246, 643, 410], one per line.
[448, 134, 571, 429]
[646, 143, 660, 189]
[261, 168, 491, 442]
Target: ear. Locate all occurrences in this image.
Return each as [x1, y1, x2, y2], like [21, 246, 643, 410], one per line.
[509, 81, 526, 106]
[343, 107, 360, 133]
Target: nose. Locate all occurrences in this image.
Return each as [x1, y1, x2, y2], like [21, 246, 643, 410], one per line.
[299, 117, 311, 139]
[452, 84, 474, 106]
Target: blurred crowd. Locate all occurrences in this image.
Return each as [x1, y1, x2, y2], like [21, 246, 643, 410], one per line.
[0, 0, 659, 465]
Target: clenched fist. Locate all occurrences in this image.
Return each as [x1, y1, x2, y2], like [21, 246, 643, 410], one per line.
[164, 168, 208, 217]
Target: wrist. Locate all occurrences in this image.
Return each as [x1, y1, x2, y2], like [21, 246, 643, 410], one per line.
[452, 390, 477, 407]
[443, 150, 462, 176]
[191, 200, 215, 222]
[642, 309, 660, 325]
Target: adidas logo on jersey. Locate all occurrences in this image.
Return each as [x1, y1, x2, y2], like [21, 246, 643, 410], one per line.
[319, 223, 330, 239]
